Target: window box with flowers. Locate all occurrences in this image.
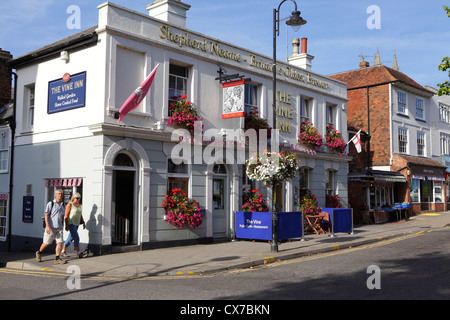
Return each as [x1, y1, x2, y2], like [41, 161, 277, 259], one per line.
[167, 95, 203, 132]
[326, 126, 346, 155]
[161, 188, 203, 229]
[298, 121, 323, 149]
[244, 111, 272, 140]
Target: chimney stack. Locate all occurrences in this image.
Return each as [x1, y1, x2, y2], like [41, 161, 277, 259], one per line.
[359, 53, 369, 68]
[288, 38, 314, 71]
[147, 0, 191, 28]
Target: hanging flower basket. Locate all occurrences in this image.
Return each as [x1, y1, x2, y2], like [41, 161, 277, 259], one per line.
[326, 126, 346, 155]
[162, 188, 203, 229]
[298, 121, 323, 149]
[167, 95, 203, 132]
[245, 151, 299, 187]
[241, 189, 270, 212]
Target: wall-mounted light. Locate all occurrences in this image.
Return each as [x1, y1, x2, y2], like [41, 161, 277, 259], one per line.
[60, 51, 69, 61]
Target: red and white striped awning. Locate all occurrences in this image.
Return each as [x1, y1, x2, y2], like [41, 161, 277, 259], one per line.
[45, 178, 83, 187]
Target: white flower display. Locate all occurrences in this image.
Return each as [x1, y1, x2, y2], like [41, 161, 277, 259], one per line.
[245, 151, 299, 186]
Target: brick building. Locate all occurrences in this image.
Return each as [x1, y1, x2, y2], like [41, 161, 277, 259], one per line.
[0, 48, 13, 249]
[330, 53, 446, 221]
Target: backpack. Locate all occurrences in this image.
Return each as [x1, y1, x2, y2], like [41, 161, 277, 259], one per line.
[42, 200, 65, 228]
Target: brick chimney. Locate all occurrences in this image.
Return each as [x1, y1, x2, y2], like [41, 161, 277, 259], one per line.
[0, 48, 13, 106]
[359, 53, 369, 68]
[146, 0, 191, 28]
[288, 38, 314, 71]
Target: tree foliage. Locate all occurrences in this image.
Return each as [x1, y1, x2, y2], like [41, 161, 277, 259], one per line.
[437, 6, 450, 96]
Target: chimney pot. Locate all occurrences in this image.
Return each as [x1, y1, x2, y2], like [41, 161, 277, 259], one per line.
[301, 38, 307, 54]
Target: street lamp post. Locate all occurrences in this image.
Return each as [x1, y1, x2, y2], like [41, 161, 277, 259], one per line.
[271, 0, 306, 252]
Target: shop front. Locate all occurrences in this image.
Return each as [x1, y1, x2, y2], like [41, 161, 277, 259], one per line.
[394, 154, 447, 214]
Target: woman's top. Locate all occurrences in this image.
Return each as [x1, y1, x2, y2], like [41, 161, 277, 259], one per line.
[68, 203, 83, 226]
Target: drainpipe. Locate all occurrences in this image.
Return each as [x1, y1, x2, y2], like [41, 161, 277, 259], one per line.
[7, 71, 17, 252]
[367, 86, 371, 171]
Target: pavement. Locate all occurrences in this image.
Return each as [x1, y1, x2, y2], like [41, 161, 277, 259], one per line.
[1, 212, 449, 279]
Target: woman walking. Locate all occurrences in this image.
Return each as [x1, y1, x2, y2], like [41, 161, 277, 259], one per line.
[61, 192, 86, 258]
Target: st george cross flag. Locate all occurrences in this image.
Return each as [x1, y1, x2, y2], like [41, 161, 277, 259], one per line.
[117, 64, 159, 123]
[348, 130, 362, 153]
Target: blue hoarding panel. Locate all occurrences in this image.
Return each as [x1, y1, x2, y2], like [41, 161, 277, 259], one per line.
[278, 212, 303, 240]
[235, 211, 272, 240]
[322, 208, 353, 233]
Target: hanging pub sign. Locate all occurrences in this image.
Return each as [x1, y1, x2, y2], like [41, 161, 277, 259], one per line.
[222, 79, 245, 119]
[48, 71, 86, 114]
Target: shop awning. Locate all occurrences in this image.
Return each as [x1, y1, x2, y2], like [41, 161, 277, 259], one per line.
[373, 171, 406, 183]
[348, 169, 406, 183]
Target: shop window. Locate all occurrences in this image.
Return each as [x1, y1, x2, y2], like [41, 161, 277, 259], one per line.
[300, 97, 310, 124]
[167, 158, 189, 194]
[398, 127, 408, 153]
[398, 91, 407, 114]
[169, 64, 189, 116]
[0, 197, 7, 239]
[46, 179, 83, 205]
[416, 98, 424, 120]
[417, 132, 425, 156]
[434, 182, 443, 203]
[0, 129, 9, 173]
[410, 178, 419, 203]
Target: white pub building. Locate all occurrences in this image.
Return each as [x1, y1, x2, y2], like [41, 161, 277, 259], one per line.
[6, 1, 349, 254]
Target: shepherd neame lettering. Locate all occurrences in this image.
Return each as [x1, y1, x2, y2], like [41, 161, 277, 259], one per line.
[159, 25, 242, 62]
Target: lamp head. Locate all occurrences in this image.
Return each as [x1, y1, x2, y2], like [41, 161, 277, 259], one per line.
[286, 10, 307, 32]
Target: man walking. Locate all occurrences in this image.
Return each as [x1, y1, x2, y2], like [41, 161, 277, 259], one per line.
[36, 189, 66, 264]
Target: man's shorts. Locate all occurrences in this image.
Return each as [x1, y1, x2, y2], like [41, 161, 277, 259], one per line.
[43, 228, 64, 244]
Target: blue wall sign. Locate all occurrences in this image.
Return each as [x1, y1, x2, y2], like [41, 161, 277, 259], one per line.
[48, 72, 86, 114]
[23, 196, 34, 223]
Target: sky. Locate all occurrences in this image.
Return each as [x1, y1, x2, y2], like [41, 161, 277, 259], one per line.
[1, 0, 449, 88]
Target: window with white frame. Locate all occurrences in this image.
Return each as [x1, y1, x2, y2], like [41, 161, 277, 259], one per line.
[326, 104, 335, 128]
[298, 167, 310, 190]
[398, 127, 408, 153]
[417, 131, 425, 156]
[440, 133, 450, 155]
[24, 85, 35, 131]
[244, 83, 259, 116]
[325, 170, 337, 196]
[167, 158, 189, 194]
[168, 64, 189, 117]
[0, 197, 7, 239]
[439, 104, 450, 123]
[416, 98, 424, 120]
[398, 91, 407, 114]
[0, 129, 9, 172]
[300, 97, 310, 124]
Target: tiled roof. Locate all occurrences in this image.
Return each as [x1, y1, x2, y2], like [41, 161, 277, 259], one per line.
[397, 154, 447, 168]
[329, 65, 432, 94]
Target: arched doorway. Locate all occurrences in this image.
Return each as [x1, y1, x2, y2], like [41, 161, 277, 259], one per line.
[112, 153, 136, 245]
